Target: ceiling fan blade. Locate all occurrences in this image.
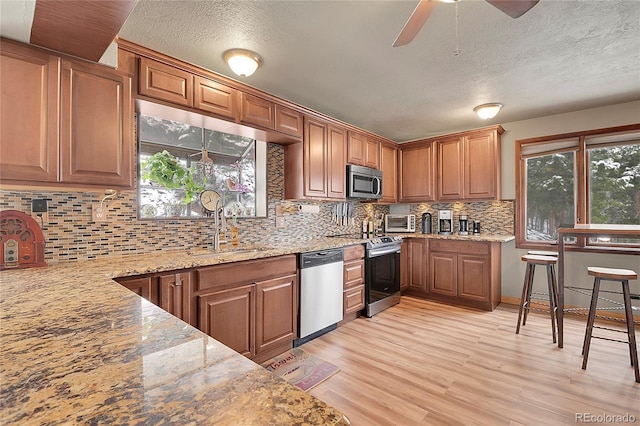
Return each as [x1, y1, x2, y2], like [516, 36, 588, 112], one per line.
[485, 0, 539, 18]
[392, 0, 438, 47]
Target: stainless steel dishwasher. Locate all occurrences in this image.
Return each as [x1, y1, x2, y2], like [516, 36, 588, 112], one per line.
[294, 248, 344, 347]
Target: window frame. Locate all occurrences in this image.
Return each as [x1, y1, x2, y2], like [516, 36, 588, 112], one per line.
[515, 123, 640, 253]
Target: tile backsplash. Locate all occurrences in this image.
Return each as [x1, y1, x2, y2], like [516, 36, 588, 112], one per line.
[0, 144, 514, 264]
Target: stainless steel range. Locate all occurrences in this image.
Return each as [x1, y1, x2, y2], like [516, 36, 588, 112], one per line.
[364, 235, 402, 317]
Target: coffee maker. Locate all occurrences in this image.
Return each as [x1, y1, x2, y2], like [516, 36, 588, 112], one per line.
[438, 210, 453, 235]
[458, 214, 469, 236]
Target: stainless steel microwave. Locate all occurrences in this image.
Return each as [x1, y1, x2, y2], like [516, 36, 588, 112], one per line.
[346, 165, 382, 200]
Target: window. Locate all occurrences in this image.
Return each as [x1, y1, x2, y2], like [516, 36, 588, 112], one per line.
[516, 124, 640, 250]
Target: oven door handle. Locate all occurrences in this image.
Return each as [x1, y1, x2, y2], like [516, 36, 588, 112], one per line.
[367, 246, 401, 258]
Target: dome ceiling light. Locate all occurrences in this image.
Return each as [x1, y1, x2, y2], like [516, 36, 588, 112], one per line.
[473, 103, 503, 120]
[223, 49, 263, 78]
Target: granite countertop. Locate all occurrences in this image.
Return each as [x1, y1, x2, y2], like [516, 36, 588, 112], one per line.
[1, 233, 514, 423]
[0, 239, 362, 425]
[390, 232, 515, 243]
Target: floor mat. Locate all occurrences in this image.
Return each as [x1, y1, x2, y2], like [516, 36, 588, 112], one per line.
[261, 347, 340, 391]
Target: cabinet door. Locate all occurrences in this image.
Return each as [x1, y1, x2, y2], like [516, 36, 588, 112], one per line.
[240, 93, 275, 129]
[379, 143, 397, 203]
[139, 57, 192, 107]
[458, 255, 490, 302]
[255, 274, 297, 355]
[275, 105, 303, 138]
[159, 272, 192, 323]
[303, 116, 328, 197]
[347, 131, 365, 166]
[464, 131, 498, 199]
[60, 59, 133, 187]
[116, 276, 158, 305]
[193, 76, 238, 120]
[199, 284, 255, 358]
[344, 285, 365, 314]
[429, 251, 457, 296]
[398, 143, 436, 202]
[365, 137, 380, 169]
[407, 239, 428, 293]
[327, 125, 347, 199]
[0, 42, 59, 183]
[437, 136, 463, 200]
[400, 241, 409, 290]
[344, 259, 364, 289]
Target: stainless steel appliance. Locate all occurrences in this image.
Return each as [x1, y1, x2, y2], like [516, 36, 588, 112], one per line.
[421, 212, 432, 234]
[458, 214, 469, 236]
[364, 236, 402, 317]
[385, 214, 415, 233]
[438, 209, 454, 235]
[473, 220, 481, 235]
[346, 164, 382, 200]
[294, 248, 344, 346]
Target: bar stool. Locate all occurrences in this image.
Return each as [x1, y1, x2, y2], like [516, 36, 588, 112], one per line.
[527, 250, 558, 257]
[516, 254, 559, 342]
[582, 267, 639, 383]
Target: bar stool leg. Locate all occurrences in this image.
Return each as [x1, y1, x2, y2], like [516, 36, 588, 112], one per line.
[621, 279, 640, 383]
[523, 264, 535, 326]
[582, 277, 601, 369]
[516, 263, 532, 334]
[546, 264, 557, 343]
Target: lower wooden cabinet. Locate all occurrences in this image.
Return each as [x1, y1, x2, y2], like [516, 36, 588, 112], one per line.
[117, 276, 157, 304]
[404, 238, 429, 296]
[341, 244, 365, 324]
[255, 274, 297, 355]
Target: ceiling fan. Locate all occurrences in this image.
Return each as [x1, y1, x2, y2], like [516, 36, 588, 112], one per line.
[393, 0, 539, 47]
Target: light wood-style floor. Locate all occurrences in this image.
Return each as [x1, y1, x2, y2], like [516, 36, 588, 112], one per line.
[301, 297, 640, 426]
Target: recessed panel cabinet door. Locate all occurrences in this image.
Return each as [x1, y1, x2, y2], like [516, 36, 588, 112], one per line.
[60, 59, 133, 187]
[327, 125, 347, 199]
[429, 251, 457, 296]
[399, 143, 435, 202]
[304, 117, 328, 197]
[437, 136, 463, 200]
[194, 76, 238, 120]
[159, 272, 192, 324]
[255, 274, 297, 355]
[199, 285, 255, 358]
[458, 255, 490, 302]
[465, 132, 497, 199]
[0, 42, 59, 183]
[379, 143, 397, 203]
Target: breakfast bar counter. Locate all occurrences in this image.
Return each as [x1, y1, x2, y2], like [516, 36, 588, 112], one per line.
[0, 243, 357, 425]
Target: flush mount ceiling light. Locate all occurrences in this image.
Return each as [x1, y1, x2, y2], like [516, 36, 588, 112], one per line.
[473, 103, 503, 119]
[223, 49, 263, 78]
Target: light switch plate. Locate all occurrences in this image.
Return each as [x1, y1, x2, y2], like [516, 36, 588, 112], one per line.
[92, 204, 108, 222]
[275, 217, 285, 228]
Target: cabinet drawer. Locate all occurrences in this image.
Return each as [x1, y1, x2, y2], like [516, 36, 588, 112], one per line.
[196, 255, 296, 291]
[344, 259, 364, 289]
[344, 285, 365, 314]
[343, 244, 365, 262]
[429, 240, 489, 255]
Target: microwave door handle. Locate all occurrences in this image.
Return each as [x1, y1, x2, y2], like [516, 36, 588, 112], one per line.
[373, 177, 382, 195]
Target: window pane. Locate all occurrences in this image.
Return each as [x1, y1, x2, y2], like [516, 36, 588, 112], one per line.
[525, 152, 576, 241]
[588, 143, 640, 244]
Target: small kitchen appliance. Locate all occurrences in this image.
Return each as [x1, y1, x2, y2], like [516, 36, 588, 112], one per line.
[0, 210, 46, 270]
[346, 164, 382, 200]
[458, 214, 469, 236]
[438, 209, 453, 235]
[385, 214, 415, 233]
[421, 212, 432, 234]
[473, 220, 481, 235]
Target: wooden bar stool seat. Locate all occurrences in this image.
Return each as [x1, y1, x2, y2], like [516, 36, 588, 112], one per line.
[582, 267, 639, 383]
[527, 250, 558, 257]
[516, 255, 559, 342]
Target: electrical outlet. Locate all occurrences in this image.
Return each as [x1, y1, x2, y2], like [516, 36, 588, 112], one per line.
[92, 204, 108, 222]
[275, 216, 285, 228]
[31, 199, 49, 225]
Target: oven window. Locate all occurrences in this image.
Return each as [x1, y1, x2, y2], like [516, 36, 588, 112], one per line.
[367, 252, 400, 303]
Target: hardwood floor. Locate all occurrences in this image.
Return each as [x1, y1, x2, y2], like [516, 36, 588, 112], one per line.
[301, 297, 640, 425]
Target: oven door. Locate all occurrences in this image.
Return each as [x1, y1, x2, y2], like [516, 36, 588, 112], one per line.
[364, 245, 401, 317]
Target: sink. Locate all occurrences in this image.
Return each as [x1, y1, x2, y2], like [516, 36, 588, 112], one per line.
[188, 246, 272, 257]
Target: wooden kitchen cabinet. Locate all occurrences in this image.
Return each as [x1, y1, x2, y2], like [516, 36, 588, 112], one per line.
[285, 116, 346, 200]
[379, 142, 397, 203]
[240, 92, 275, 130]
[347, 131, 366, 166]
[404, 238, 429, 296]
[427, 239, 501, 311]
[138, 56, 193, 107]
[365, 137, 380, 169]
[0, 39, 133, 188]
[116, 276, 158, 305]
[400, 241, 409, 291]
[275, 105, 304, 138]
[436, 126, 503, 201]
[398, 142, 436, 202]
[194, 75, 238, 120]
[158, 271, 193, 325]
[341, 244, 365, 324]
[195, 255, 298, 363]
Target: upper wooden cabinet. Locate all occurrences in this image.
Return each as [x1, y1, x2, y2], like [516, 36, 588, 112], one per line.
[347, 131, 380, 169]
[398, 142, 436, 202]
[285, 116, 346, 200]
[139, 56, 193, 107]
[240, 92, 275, 129]
[0, 40, 59, 183]
[379, 142, 397, 203]
[194, 76, 238, 120]
[437, 126, 503, 201]
[0, 39, 133, 188]
[275, 105, 304, 138]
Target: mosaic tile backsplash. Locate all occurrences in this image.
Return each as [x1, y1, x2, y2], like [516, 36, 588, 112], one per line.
[0, 144, 514, 264]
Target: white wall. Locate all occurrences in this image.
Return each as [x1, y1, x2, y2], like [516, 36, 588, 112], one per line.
[499, 101, 640, 308]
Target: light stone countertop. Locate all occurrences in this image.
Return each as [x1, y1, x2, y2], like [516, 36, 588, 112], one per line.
[0, 233, 512, 424]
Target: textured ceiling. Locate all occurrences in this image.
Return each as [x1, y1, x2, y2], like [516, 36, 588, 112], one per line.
[6, 0, 639, 143]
